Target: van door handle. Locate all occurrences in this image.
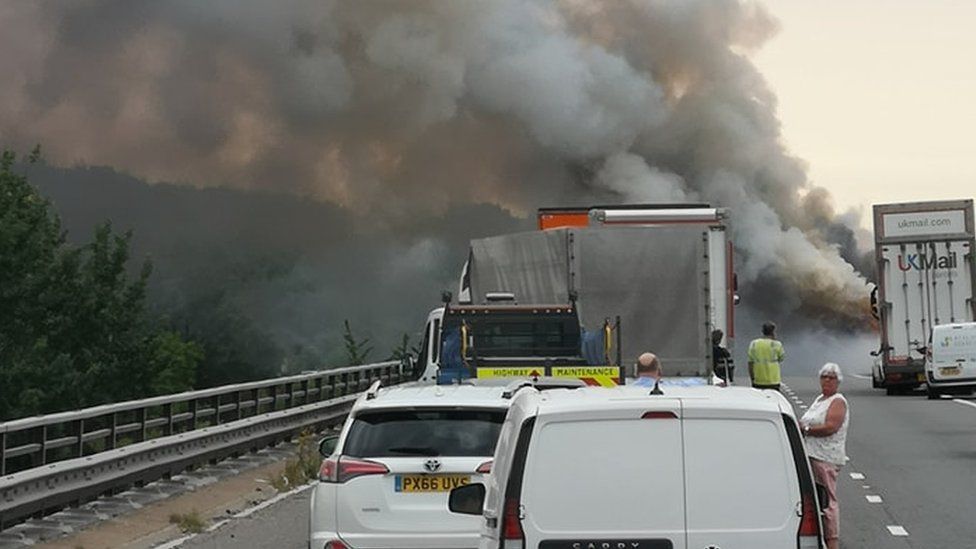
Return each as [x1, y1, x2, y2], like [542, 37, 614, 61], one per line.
[795, 500, 803, 517]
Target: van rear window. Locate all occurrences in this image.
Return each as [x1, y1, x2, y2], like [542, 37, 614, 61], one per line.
[344, 409, 506, 458]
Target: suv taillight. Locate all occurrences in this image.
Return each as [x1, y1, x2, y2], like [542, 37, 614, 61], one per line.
[323, 541, 349, 549]
[319, 456, 389, 483]
[476, 460, 493, 473]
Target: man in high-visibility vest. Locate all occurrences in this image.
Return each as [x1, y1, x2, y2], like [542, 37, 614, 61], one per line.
[748, 321, 785, 390]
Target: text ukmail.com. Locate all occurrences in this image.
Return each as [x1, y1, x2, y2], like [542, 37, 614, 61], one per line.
[883, 210, 969, 238]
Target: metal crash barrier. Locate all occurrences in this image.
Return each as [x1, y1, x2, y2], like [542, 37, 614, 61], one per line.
[0, 359, 414, 528]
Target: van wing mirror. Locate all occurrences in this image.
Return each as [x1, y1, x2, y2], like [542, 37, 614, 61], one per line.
[815, 483, 829, 511]
[448, 483, 486, 515]
[318, 435, 340, 458]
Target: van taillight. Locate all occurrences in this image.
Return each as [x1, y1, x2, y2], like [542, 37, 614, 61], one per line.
[798, 494, 819, 536]
[319, 456, 389, 483]
[798, 491, 822, 548]
[502, 497, 524, 541]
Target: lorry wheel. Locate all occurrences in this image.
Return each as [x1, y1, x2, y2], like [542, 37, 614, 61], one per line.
[926, 385, 940, 400]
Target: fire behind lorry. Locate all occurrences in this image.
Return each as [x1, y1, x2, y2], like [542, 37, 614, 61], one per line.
[416, 295, 623, 386]
[870, 199, 976, 394]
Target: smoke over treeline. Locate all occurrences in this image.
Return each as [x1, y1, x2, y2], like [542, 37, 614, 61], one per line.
[3, 0, 873, 344]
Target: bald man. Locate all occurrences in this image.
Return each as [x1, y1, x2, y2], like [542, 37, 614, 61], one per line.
[632, 352, 662, 387]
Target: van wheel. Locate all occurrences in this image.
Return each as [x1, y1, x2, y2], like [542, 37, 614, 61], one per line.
[926, 385, 940, 400]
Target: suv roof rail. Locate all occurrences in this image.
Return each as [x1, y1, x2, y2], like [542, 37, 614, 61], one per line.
[365, 380, 382, 400]
[501, 377, 587, 399]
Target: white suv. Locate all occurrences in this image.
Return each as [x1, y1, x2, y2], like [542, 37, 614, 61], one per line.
[450, 385, 826, 549]
[309, 381, 518, 549]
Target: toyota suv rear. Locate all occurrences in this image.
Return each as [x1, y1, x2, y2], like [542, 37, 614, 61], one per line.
[309, 382, 516, 549]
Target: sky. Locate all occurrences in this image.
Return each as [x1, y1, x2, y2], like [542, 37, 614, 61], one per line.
[755, 0, 976, 227]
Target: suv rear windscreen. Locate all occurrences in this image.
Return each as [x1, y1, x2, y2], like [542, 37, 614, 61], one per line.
[344, 409, 506, 458]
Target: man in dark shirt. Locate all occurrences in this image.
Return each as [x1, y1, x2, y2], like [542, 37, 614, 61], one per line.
[712, 329, 734, 384]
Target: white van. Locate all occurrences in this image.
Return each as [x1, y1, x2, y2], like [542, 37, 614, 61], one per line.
[926, 322, 976, 399]
[449, 385, 826, 549]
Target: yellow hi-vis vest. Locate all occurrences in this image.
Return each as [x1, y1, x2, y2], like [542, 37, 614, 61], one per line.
[748, 338, 785, 385]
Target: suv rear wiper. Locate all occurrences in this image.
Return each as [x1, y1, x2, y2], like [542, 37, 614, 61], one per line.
[385, 446, 441, 456]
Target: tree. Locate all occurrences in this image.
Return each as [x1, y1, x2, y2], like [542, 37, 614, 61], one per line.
[0, 149, 202, 420]
[342, 319, 373, 366]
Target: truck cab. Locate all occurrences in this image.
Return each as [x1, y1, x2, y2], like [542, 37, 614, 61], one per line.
[416, 297, 621, 386]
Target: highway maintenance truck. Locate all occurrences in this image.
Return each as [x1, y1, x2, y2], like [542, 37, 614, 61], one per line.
[416, 294, 623, 386]
[870, 199, 976, 394]
[418, 204, 737, 383]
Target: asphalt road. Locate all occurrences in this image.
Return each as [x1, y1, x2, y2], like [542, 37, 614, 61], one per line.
[194, 375, 976, 549]
[784, 374, 976, 549]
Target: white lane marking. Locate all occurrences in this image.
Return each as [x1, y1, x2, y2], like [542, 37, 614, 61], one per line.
[866, 495, 883, 503]
[850, 472, 865, 480]
[862, 485, 871, 489]
[853, 374, 872, 380]
[235, 482, 315, 518]
[952, 399, 976, 410]
[154, 482, 315, 548]
[887, 525, 909, 536]
[799, 405, 808, 409]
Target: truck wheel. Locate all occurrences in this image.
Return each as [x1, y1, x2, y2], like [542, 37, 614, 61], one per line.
[926, 385, 940, 400]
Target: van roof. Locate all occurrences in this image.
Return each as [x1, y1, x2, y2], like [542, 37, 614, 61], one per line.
[352, 383, 512, 412]
[519, 385, 796, 417]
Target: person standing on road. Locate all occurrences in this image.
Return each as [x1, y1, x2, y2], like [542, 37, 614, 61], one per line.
[712, 329, 734, 384]
[748, 321, 785, 390]
[800, 362, 850, 549]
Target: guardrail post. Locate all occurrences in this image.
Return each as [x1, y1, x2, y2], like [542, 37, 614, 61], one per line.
[236, 391, 243, 420]
[138, 407, 148, 442]
[190, 399, 198, 430]
[76, 418, 85, 458]
[213, 395, 221, 425]
[1, 431, 7, 475]
[39, 425, 48, 466]
[269, 385, 278, 412]
[109, 411, 118, 450]
[164, 403, 174, 436]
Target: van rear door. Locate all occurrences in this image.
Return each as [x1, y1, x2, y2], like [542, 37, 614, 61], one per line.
[682, 406, 802, 548]
[931, 323, 976, 383]
[517, 401, 686, 549]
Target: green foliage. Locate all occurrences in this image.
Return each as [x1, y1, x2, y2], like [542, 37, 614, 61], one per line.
[342, 319, 372, 366]
[268, 430, 321, 492]
[389, 332, 420, 361]
[169, 509, 206, 533]
[173, 291, 281, 387]
[0, 150, 202, 420]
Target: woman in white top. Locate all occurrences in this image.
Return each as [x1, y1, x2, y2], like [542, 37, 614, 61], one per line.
[800, 362, 849, 549]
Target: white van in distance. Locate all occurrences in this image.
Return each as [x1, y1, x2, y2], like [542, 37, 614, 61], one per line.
[449, 385, 826, 549]
[926, 322, 976, 399]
